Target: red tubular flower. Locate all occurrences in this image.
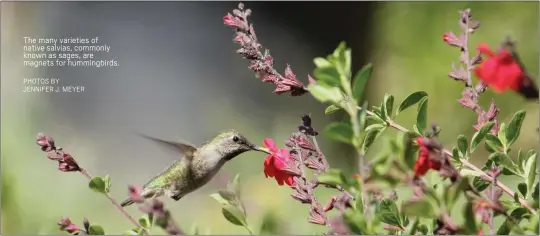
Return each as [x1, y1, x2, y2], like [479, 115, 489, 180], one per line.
[262, 139, 295, 186]
[473, 43, 525, 93]
[413, 137, 441, 177]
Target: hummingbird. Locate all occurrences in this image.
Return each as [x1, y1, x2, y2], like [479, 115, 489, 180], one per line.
[120, 130, 270, 207]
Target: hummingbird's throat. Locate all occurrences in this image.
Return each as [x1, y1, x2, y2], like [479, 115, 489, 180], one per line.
[223, 149, 247, 161]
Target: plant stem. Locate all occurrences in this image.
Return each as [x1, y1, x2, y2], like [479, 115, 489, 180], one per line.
[348, 109, 369, 217]
[244, 225, 254, 235]
[358, 107, 537, 214]
[462, 13, 473, 87]
[490, 176, 495, 235]
[79, 169, 151, 235]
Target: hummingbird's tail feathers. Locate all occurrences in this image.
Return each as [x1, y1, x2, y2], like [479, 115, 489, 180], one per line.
[134, 132, 197, 156]
[120, 198, 134, 207]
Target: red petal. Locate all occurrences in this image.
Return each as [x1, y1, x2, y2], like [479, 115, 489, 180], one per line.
[495, 62, 524, 91]
[477, 43, 495, 57]
[263, 138, 278, 152]
[272, 148, 290, 169]
[263, 155, 278, 177]
[475, 58, 501, 90]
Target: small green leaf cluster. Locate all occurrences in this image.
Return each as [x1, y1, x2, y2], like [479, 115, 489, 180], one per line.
[308, 42, 372, 150]
[309, 43, 430, 153]
[210, 174, 253, 234]
[122, 214, 154, 235]
[88, 175, 112, 194]
[306, 43, 538, 235]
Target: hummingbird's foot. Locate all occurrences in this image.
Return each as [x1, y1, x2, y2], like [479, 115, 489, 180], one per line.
[171, 194, 182, 201]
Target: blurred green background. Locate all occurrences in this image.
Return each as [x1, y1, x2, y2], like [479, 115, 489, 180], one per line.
[1, 1, 538, 234]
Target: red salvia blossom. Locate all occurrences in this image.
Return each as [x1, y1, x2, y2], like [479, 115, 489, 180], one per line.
[413, 137, 441, 177]
[262, 138, 295, 186]
[473, 43, 525, 93]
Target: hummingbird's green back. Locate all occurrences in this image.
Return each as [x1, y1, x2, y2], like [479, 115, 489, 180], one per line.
[143, 157, 192, 189]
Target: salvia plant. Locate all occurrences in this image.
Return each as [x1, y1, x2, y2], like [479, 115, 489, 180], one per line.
[36, 3, 538, 235]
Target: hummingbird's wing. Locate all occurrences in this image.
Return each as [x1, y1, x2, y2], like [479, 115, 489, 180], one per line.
[135, 132, 197, 156]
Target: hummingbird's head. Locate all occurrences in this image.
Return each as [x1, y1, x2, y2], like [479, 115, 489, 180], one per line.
[211, 130, 271, 160]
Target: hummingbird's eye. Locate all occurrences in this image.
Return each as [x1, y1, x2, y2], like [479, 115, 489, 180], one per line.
[232, 135, 240, 142]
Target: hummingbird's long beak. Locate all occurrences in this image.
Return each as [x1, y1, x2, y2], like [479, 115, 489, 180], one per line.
[251, 145, 271, 154]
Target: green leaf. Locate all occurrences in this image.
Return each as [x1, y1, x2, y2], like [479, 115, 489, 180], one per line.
[470, 122, 495, 153]
[231, 174, 241, 197]
[307, 83, 343, 103]
[505, 110, 526, 146]
[138, 215, 151, 229]
[357, 101, 369, 134]
[352, 63, 372, 101]
[103, 175, 111, 193]
[489, 152, 519, 176]
[485, 134, 504, 153]
[343, 48, 352, 78]
[209, 193, 230, 205]
[88, 177, 107, 194]
[524, 152, 537, 196]
[497, 207, 528, 234]
[355, 192, 364, 213]
[330, 42, 351, 78]
[313, 57, 332, 68]
[457, 135, 468, 159]
[343, 209, 369, 234]
[323, 122, 354, 144]
[88, 225, 105, 235]
[313, 66, 341, 86]
[325, 104, 341, 114]
[402, 198, 437, 218]
[518, 183, 528, 198]
[415, 96, 428, 135]
[517, 149, 527, 173]
[396, 91, 428, 116]
[377, 198, 402, 227]
[472, 176, 490, 191]
[462, 202, 477, 234]
[498, 122, 507, 148]
[451, 146, 460, 163]
[362, 126, 383, 154]
[382, 94, 394, 119]
[317, 168, 346, 187]
[218, 190, 236, 203]
[365, 124, 385, 132]
[222, 205, 247, 226]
